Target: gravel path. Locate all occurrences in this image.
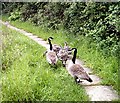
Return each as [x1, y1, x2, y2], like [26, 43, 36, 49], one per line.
[1, 20, 119, 101]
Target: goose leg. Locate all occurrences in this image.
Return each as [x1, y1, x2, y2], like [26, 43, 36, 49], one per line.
[64, 60, 67, 67]
[74, 76, 81, 84]
[62, 61, 66, 67]
[43, 51, 47, 57]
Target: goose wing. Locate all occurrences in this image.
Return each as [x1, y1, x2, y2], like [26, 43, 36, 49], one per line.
[57, 49, 68, 61]
[46, 51, 57, 64]
[70, 64, 92, 81]
[53, 44, 61, 54]
[70, 64, 85, 75]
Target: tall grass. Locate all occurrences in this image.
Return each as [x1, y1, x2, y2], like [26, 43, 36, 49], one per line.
[1, 25, 89, 101]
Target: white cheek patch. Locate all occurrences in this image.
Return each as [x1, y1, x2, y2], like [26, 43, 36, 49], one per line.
[77, 78, 80, 82]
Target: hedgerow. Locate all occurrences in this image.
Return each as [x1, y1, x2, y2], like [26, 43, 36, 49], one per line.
[2, 2, 120, 57]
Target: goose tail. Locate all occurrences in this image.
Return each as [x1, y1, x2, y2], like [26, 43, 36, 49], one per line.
[87, 77, 93, 82]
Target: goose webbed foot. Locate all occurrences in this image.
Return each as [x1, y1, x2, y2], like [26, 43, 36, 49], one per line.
[62, 64, 65, 67]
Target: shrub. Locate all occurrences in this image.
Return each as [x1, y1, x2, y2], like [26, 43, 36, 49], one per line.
[2, 2, 120, 57]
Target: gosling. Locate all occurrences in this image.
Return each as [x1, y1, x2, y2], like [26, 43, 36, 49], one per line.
[57, 48, 69, 67]
[64, 42, 72, 55]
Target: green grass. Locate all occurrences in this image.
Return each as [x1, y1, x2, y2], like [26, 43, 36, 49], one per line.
[2, 15, 119, 94]
[1, 25, 89, 101]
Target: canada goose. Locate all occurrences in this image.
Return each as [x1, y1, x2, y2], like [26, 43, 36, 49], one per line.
[45, 37, 58, 65]
[66, 48, 92, 83]
[64, 42, 72, 55]
[57, 48, 69, 67]
[52, 44, 61, 54]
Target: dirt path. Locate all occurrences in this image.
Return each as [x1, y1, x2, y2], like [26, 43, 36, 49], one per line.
[1, 20, 119, 101]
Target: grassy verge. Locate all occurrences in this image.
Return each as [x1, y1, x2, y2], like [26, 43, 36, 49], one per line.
[2, 15, 119, 93]
[1, 25, 89, 101]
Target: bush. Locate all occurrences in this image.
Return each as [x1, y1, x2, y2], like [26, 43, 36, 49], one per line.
[2, 2, 120, 57]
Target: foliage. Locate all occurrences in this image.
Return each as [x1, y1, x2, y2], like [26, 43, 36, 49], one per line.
[64, 2, 86, 34]
[2, 2, 120, 57]
[1, 2, 23, 14]
[8, 9, 21, 21]
[30, 2, 69, 29]
[20, 3, 38, 21]
[64, 2, 120, 56]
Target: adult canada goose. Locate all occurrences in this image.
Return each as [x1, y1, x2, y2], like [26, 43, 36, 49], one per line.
[45, 37, 58, 65]
[57, 48, 69, 67]
[66, 48, 92, 83]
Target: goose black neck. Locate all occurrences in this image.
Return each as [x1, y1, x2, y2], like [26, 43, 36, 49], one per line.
[48, 38, 52, 50]
[72, 48, 77, 64]
[64, 42, 67, 46]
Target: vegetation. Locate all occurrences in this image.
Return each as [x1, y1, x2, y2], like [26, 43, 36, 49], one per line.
[1, 1, 120, 100]
[1, 25, 89, 101]
[2, 2, 120, 56]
